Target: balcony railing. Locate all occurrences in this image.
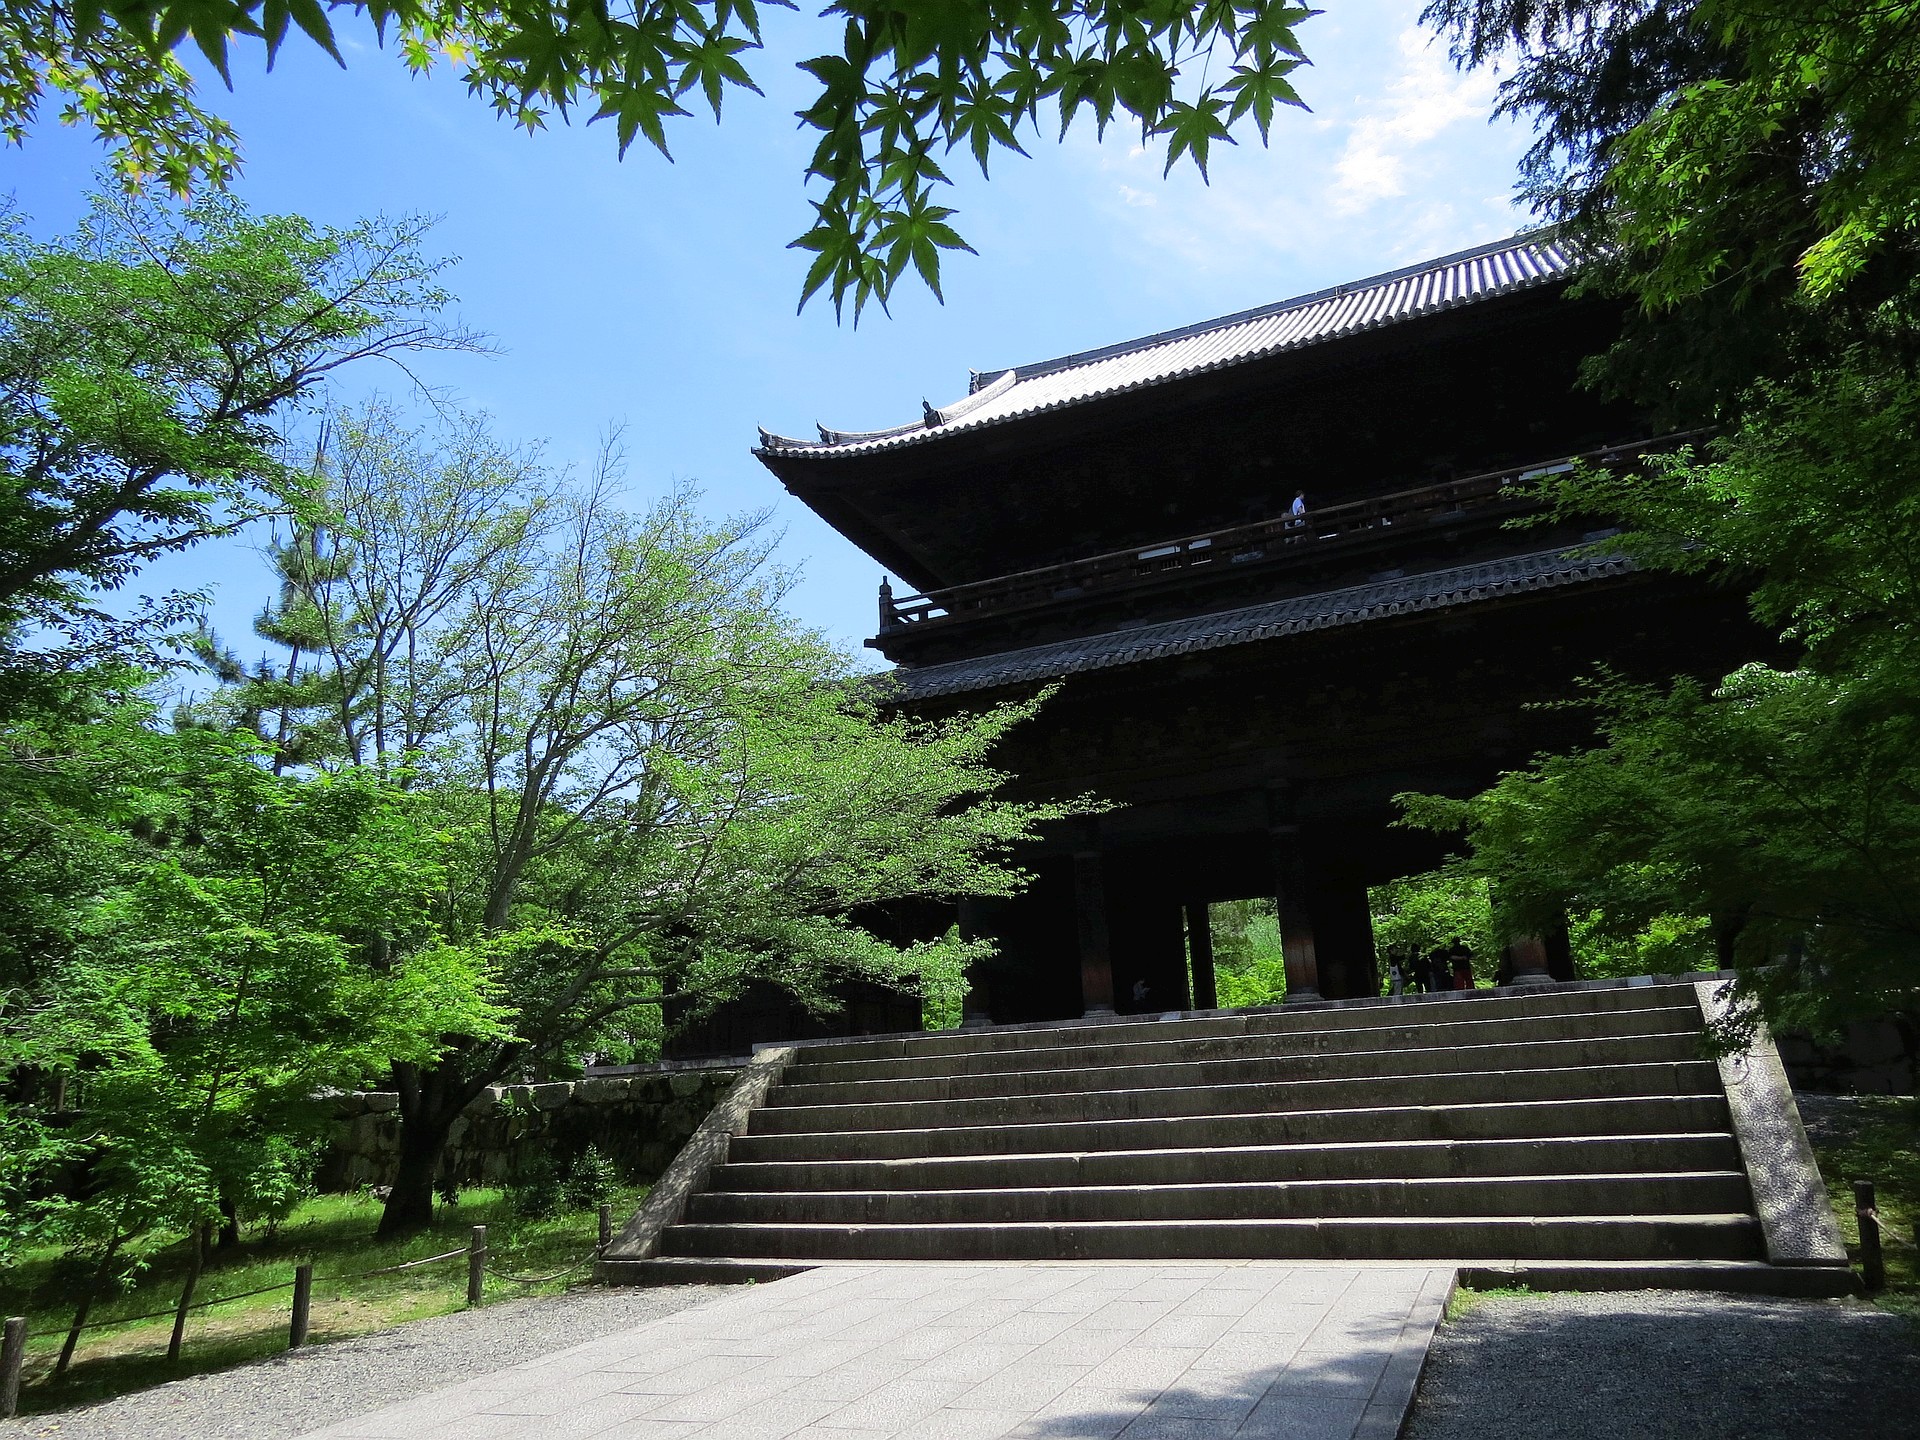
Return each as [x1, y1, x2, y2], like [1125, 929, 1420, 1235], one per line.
[878, 433, 1703, 633]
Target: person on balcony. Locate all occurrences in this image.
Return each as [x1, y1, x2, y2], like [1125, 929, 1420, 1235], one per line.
[1285, 491, 1308, 538]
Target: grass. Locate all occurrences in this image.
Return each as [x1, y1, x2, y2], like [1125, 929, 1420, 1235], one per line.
[1805, 1093, 1920, 1317]
[1443, 1282, 1535, 1324]
[0, 1184, 644, 1417]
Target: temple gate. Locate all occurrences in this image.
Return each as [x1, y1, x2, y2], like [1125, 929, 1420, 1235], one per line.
[750, 234, 1767, 1031]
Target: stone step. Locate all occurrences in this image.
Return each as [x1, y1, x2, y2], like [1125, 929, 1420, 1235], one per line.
[658, 1213, 1765, 1263]
[602, 1255, 815, 1286]
[771, 1031, 1702, 1108]
[1456, 1259, 1856, 1297]
[612, 1256, 1854, 1297]
[726, 1093, 1732, 1164]
[791, 982, 1705, 1064]
[709, 1132, 1745, 1192]
[748, 1060, 1722, 1135]
[780, 1005, 1703, 1086]
[684, 1171, 1753, 1225]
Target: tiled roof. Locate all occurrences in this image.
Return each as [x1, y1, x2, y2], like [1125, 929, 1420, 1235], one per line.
[882, 545, 1634, 700]
[761, 232, 1576, 459]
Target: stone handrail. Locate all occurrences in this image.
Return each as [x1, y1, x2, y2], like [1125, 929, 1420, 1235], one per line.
[597, 1045, 797, 1273]
[1694, 979, 1849, 1269]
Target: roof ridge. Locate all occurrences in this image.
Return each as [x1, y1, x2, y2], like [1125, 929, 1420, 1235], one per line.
[987, 228, 1567, 385]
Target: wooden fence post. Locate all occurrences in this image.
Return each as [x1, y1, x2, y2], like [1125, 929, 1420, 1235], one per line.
[467, 1226, 487, 1308]
[598, 1203, 612, 1256]
[1854, 1179, 1884, 1291]
[289, 1264, 313, 1350]
[2, 1316, 25, 1419]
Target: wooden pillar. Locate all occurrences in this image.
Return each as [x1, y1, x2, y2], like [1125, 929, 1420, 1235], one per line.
[1307, 857, 1381, 1000]
[1271, 831, 1320, 1003]
[1185, 902, 1217, 1010]
[956, 897, 992, 1028]
[1074, 847, 1116, 1014]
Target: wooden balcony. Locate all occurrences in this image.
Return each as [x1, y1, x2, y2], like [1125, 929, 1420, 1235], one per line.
[877, 434, 1699, 635]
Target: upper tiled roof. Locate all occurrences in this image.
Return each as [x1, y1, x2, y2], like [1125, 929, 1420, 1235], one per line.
[880, 544, 1633, 700]
[761, 232, 1576, 460]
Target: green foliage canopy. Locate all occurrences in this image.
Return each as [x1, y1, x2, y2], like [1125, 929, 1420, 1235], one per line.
[1399, 1, 1920, 1046]
[1399, 358, 1920, 1037]
[2, 700, 506, 1267]
[1206, 899, 1287, 1007]
[0, 192, 472, 713]
[3, 0, 1317, 319]
[1368, 870, 1494, 974]
[1426, 0, 1920, 412]
[194, 408, 1083, 1230]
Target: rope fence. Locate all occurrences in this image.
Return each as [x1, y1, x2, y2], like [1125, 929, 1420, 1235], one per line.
[1, 1203, 616, 1417]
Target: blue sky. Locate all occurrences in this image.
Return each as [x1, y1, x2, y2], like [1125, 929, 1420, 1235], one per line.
[5, 0, 1532, 659]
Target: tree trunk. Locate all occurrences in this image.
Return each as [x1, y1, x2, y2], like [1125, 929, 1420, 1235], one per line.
[217, 1196, 240, 1250]
[167, 1223, 210, 1363]
[379, 1108, 455, 1235]
[379, 1044, 523, 1238]
[1713, 911, 1748, 970]
[55, 1232, 125, 1377]
[377, 1056, 483, 1236]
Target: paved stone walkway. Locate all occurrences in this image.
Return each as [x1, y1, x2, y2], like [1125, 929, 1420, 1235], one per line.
[296, 1263, 1454, 1440]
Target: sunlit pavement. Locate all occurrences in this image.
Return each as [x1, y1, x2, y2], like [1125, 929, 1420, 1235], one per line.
[297, 1262, 1453, 1440]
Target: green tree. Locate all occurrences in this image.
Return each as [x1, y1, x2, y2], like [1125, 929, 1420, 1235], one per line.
[0, 671, 144, 1271]
[203, 412, 1080, 1232]
[1426, 0, 1920, 413]
[1397, 2, 1920, 1051]
[2, 705, 506, 1352]
[0, 189, 474, 716]
[1399, 360, 1920, 1041]
[1208, 899, 1288, 1006]
[3, 0, 1318, 317]
[191, 403, 554, 771]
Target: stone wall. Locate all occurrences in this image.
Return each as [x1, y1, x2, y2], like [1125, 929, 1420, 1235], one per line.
[321, 1066, 740, 1192]
[1777, 1020, 1916, 1096]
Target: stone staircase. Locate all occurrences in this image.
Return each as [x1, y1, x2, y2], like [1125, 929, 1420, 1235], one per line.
[603, 980, 1853, 1293]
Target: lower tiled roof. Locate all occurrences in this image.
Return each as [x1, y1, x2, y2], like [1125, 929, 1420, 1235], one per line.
[884, 545, 1636, 700]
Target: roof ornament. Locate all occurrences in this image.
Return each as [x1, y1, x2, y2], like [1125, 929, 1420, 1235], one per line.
[922, 400, 943, 428]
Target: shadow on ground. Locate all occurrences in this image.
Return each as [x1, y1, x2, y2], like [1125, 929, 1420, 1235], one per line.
[1404, 1289, 1920, 1440]
[1003, 1313, 1406, 1440]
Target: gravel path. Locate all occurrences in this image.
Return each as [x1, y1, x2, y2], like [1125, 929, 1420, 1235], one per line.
[1794, 1091, 1879, 1149]
[0, 1284, 722, 1440]
[1405, 1289, 1920, 1440]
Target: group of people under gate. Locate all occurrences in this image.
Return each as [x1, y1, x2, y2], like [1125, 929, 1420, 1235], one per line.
[1386, 943, 1476, 996]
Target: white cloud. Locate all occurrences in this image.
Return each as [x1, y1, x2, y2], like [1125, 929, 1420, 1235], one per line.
[1031, 0, 1530, 311]
[1326, 27, 1497, 216]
